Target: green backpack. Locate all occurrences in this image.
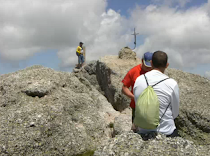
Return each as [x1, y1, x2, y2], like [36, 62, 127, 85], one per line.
[134, 74, 170, 130]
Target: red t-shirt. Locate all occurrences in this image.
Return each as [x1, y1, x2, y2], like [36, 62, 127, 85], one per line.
[122, 64, 146, 108]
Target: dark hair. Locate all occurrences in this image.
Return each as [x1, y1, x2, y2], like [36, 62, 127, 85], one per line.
[152, 51, 168, 68]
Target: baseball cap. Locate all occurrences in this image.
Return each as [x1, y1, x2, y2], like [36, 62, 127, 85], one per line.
[142, 52, 153, 67]
[80, 42, 84, 44]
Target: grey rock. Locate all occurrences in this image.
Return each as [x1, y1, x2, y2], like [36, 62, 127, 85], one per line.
[94, 132, 204, 156]
[113, 108, 132, 136]
[0, 66, 118, 156]
[21, 80, 54, 98]
[77, 48, 142, 111]
[1, 48, 210, 155]
[93, 55, 141, 111]
[72, 68, 80, 73]
[84, 61, 97, 75]
[165, 68, 210, 145]
[118, 47, 136, 60]
[74, 61, 102, 94]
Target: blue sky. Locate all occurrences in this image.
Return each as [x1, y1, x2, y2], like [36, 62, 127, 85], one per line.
[0, 50, 61, 74]
[0, 0, 210, 79]
[107, 0, 208, 16]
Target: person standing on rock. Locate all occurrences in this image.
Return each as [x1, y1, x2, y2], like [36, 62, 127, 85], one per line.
[133, 51, 180, 137]
[76, 42, 84, 69]
[122, 52, 153, 125]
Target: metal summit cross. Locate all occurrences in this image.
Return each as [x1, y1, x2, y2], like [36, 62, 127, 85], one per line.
[131, 28, 139, 50]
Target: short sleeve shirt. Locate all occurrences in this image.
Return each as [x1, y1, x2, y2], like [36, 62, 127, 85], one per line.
[76, 46, 82, 54]
[122, 64, 146, 108]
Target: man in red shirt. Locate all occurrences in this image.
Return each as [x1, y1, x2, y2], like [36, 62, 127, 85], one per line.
[122, 52, 153, 124]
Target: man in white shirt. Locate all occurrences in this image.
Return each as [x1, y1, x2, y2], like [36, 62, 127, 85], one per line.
[133, 51, 179, 137]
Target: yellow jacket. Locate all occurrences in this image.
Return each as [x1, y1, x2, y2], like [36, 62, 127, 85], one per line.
[76, 46, 82, 55]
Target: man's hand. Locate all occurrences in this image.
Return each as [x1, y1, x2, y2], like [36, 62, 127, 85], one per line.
[122, 85, 134, 99]
[131, 123, 137, 133]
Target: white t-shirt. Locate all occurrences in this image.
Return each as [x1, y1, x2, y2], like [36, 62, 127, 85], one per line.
[133, 70, 179, 135]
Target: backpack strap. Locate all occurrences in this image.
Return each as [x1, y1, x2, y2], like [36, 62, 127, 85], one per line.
[157, 102, 171, 133]
[144, 75, 169, 87]
[152, 78, 170, 87]
[159, 102, 171, 122]
[152, 77, 170, 122]
[144, 74, 149, 86]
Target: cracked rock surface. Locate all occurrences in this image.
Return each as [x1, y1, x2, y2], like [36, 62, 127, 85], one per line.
[0, 65, 119, 156]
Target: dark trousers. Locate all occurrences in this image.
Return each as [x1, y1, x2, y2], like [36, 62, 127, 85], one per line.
[132, 108, 135, 123]
[166, 129, 180, 138]
[133, 107, 179, 138]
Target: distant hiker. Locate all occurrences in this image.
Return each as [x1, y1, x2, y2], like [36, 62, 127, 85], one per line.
[76, 42, 84, 68]
[133, 51, 180, 137]
[121, 52, 153, 129]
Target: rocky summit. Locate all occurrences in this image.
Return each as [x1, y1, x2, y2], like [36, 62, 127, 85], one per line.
[0, 47, 210, 155]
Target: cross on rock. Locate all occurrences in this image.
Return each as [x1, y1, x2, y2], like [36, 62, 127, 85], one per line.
[131, 28, 139, 50]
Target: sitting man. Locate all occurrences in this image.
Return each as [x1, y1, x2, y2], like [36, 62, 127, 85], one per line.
[133, 51, 180, 137]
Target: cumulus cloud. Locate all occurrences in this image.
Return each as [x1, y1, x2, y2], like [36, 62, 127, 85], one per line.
[205, 71, 210, 79]
[0, 0, 210, 72]
[0, 0, 131, 68]
[131, 3, 210, 68]
[57, 9, 131, 67]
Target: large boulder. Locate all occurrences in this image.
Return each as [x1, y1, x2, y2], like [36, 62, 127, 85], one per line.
[113, 108, 132, 136]
[0, 65, 119, 155]
[118, 47, 136, 60]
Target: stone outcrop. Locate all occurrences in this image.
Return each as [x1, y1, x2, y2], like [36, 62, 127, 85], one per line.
[118, 47, 137, 60]
[0, 65, 119, 156]
[113, 108, 132, 136]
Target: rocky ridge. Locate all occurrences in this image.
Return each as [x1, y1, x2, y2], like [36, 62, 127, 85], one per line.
[77, 47, 210, 146]
[0, 47, 209, 155]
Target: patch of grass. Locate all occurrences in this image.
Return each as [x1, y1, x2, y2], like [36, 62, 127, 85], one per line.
[75, 150, 95, 156]
[108, 122, 114, 128]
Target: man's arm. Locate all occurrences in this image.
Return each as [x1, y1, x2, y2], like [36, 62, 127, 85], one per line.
[122, 71, 134, 99]
[171, 83, 179, 119]
[122, 85, 134, 99]
[76, 47, 81, 54]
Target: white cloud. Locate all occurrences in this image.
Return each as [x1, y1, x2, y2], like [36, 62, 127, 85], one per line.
[205, 71, 210, 79]
[57, 9, 131, 67]
[0, 0, 131, 68]
[131, 4, 210, 68]
[0, 0, 210, 73]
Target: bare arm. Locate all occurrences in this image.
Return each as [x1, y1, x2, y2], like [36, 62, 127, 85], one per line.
[122, 85, 134, 99]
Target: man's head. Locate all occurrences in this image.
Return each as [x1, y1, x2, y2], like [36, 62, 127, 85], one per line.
[151, 51, 169, 72]
[141, 52, 153, 71]
[79, 42, 83, 47]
